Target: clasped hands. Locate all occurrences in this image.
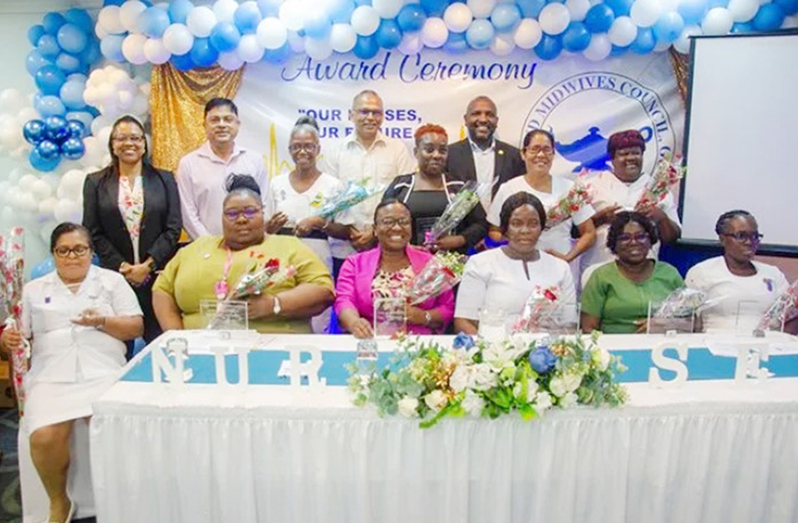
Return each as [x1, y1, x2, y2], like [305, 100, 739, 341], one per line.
[120, 261, 152, 287]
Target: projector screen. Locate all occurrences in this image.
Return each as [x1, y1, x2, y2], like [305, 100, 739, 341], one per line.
[681, 31, 798, 254]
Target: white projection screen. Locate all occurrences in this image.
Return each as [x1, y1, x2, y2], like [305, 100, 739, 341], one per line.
[681, 30, 798, 254]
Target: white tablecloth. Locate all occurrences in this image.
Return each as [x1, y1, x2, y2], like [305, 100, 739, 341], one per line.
[89, 333, 798, 523]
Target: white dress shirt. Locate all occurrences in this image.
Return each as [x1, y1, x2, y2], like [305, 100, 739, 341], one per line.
[176, 141, 274, 239]
[469, 138, 496, 210]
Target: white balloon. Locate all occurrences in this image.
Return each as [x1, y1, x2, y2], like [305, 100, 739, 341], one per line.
[54, 199, 82, 224]
[132, 94, 149, 117]
[33, 180, 54, 202]
[421, 18, 449, 48]
[257, 18, 288, 49]
[539, 3, 571, 35]
[119, 0, 147, 33]
[397, 32, 424, 54]
[187, 6, 218, 37]
[0, 88, 24, 115]
[583, 33, 612, 60]
[514, 18, 543, 49]
[238, 34, 265, 62]
[468, 0, 498, 19]
[444, 3, 474, 32]
[18, 192, 38, 213]
[39, 220, 58, 244]
[608, 16, 638, 46]
[163, 24, 195, 55]
[673, 24, 702, 54]
[57, 170, 86, 201]
[783, 15, 798, 28]
[305, 37, 334, 61]
[40, 173, 60, 190]
[630, 0, 662, 28]
[330, 23, 357, 53]
[144, 38, 171, 64]
[728, 0, 759, 22]
[80, 138, 105, 168]
[18, 174, 38, 192]
[287, 30, 305, 52]
[279, 0, 305, 32]
[98, 5, 125, 35]
[566, 0, 592, 21]
[351, 6, 381, 36]
[702, 7, 734, 34]
[38, 197, 58, 219]
[18, 107, 40, 124]
[122, 34, 149, 65]
[218, 51, 245, 70]
[372, 0, 404, 19]
[490, 33, 515, 56]
[214, 0, 239, 23]
[0, 116, 20, 150]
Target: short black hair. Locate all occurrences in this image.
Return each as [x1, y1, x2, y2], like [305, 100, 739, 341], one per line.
[108, 115, 148, 168]
[205, 97, 238, 117]
[51, 222, 92, 253]
[522, 129, 555, 150]
[499, 192, 547, 234]
[224, 174, 262, 205]
[606, 211, 659, 254]
[374, 198, 412, 224]
[715, 210, 755, 235]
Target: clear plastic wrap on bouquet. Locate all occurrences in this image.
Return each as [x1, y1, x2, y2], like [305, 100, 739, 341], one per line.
[405, 251, 466, 306]
[545, 182, 592, 230]
[425, 181, 488, 245]
[636, 157, 685, 210]
[310, 178, 382, 220]
[757, 279, 798, 332]
[0, 228, 28, 414]
[512, 286, 578, 334]
[646, 287, 710, 334]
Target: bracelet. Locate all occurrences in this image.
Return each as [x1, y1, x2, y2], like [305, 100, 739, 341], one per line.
[424, 311, 432, 326]
[97, 316, 107, 331]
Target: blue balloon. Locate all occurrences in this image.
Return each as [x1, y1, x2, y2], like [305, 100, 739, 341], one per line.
[67, 73, 88, 83]
[100, 35, 125, 62]
[190, 38, 219, 67]
[353, 35, 379, 59]
[31, 256, 56, 279]
[304, 12, 332, 39]
[65, 111, 94, 133]
[775, 0, 798, 15]
[257, 0, 282, 17]
[171, 53, 196, 71]
[36, 96, 67, 117]
[491, 4, 521, 32]
[517, 0, 547, 17]
[444, 31, 468, 53]
[731, 21, 753, 33]
[420, 0, 448, 17]
[653, 12, 684, 43]
[263, 43, 291, 64]
[534, 34, 562, 60]
[61, 137, 86, 160]
[466, 19, 495, 50]
[26, 50, 53, 76]
[80, 38, 101, 66]
[60, 80, 86, 110]
[585, 4, 615, 33]
[630, 27, 656, 54]
[169, 0, 195, 24]
[678, 0, 708, 24]
[66, 119, 88, 140]
[35, 65, 67, 96]
[604, 0, 634, 17]
[38, 34, 61, 59]
[64, 8, 95, 33]
[397, 4, 426, 32]
[23, 120, 47, 145]
[57, 23, 88, 54]
[28, 25, 46, 47]
[562, 22, 591, 52]
[210, 22, 241, 52]
[56, 53, 83, 75]
[234, 2, 263, 33]
[103, 0, 125, 5]
[753, 3, 786, 31]
[329, 0, 356, 23]
[43, 12, 67, 35]
[36, 139, 61, 160]
[610, 44, 629, 56]
[707, 0, 729, 7]
[44, 116, 70, 143]
[29, 147, 61, 172]
[139, 7, 171, 38]
[375, 19, 402, 49]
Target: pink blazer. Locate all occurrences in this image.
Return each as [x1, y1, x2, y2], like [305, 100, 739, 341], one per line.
[334, 246, 455, 334]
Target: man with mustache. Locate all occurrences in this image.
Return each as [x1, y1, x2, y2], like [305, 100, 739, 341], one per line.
[176, 97, 274, 239]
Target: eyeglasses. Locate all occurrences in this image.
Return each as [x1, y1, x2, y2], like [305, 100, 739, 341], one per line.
[223, 207, 262, 221]
[356, 109, 383, 118]
[723, 231, 763, 243]
[377, 217, 411, 228]
[289, 143, 318, 153]
[112, 135, 145, 144]
[54, 245, 90, 258]
[526, 146, 554, 156]
[617, 233, 651, 245]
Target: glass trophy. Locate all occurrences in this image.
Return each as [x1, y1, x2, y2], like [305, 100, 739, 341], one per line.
[511, 302, 581, 335]
[373, 297, 406, 338]
[646, 301, 697, 335]
[355, 339, 379, 377]
[200, 299, 249, 330]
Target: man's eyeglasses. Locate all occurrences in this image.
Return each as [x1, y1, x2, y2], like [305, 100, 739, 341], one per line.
[223, 207, 262, 221]
[377, 218, 411, 228]
[54, 245, 90, 258]
[723, 231, 763, 243]
[289, 143, 318, 153]
[617, 233, 651, 245]
[356, 109, 383, 118]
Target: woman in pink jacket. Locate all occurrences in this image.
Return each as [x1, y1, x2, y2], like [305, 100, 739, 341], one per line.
[335, 200, 455, 338]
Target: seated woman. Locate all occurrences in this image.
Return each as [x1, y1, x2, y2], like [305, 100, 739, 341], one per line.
[335, 200, 455, 338]
[0, 223, 143, 523]
[382, 124, 487, 253]
[686, 210, 797, 333]
[454, 192, 576, 335]
[152, 174, 335, 334]
[581, 211, 684, 334]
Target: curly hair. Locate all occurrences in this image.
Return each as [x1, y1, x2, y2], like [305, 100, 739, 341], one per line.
[606, 211, 659, 254]
[499, 192, 547, 234]
[714, 209, 755, 235]
[414, 124, 447, 145]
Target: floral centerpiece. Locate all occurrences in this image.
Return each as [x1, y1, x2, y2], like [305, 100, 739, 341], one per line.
[347, 331, 627, 428]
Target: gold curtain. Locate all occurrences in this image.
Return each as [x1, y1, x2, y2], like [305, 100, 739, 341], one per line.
[669, 49, 690, 105]
[150, 63, 245, 172]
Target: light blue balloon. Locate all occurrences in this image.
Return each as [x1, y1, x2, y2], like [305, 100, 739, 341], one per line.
[43, 12, 66, 35]
[707, 0, 729, 7]
[534, 34, 562, 60]
[585, 4, 615, 33]
[30, 147, 60, 172]
[304, 12, 332, 39]
[753, 3, 786, 30]
[38, 34, 61, 59]
[562, 22, 591, 52]
[80, 38, 101, 66]
[35, 65, 67, 96]
[64, 8, 95, 33]
[26, 50, 53, 76]
[329, 0, 356, 23]
[28, 25, 46, 47]
[517, 0, 547, 17]
[169, 0, 195, 24]
[67, 73, 88, 83]
[257, 0, 283, 17]
[139, 7, 171, 38]
[234, 2, 263, 34]
[491, 4, 521, 32]
[652, 12, 684, 43]
[31, 256, 56, 279]
[775, 0, 798, 16]
[100, 35, 125, 62]
[630, 27, 656, 54]
[57, 23, 88, 53]
[60, 80, 86, 110]
[210, 22, 241, 52]
[190, 37, 218, 67]
[444, 31, 468, 54]
[375, 19, 402, 49]
[397, 4, 426, 32]
[56, 53, 83, 75]
[604, 0, 634, 17]
[263, 43, 291, 64]
[678, 0, 708, 24]
[65, 111, 94, 134]
[353, 35, 379, 59]
[466, 19, 495, 50]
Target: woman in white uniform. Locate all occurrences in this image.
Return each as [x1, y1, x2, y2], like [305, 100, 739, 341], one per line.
[0, 223, 143, 523]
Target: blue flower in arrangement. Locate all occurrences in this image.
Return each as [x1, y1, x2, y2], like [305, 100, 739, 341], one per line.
[452, 333, 475, 350]
[529, 346, 557, 374]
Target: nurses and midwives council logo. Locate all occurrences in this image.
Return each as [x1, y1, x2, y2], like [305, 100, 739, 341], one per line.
[522, 72, 677, 176]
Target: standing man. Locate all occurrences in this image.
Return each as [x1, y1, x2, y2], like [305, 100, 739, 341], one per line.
[324, 90, 416, 273]
[177, 97, 274, 239]
[446, 95, 526, 211]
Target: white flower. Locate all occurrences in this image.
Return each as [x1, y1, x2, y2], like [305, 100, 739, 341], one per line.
[562, 371, 583, 393]
[449, 365, 470, 393]
[482, 341, 521, 371]
[560, 391, 578, 409]
[597, 347, 611, 371]
[398, 396, 419, 418]
[424, 390, 448, 412]
[461, 390, 485, 417]
[534, 391, 553, 411]
[471, 363, 498, 391]
[549, 376, 567, 398]
[512, 378, 539, 400]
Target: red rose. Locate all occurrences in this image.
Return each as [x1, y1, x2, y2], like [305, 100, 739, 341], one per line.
[265, 258, 280, 269]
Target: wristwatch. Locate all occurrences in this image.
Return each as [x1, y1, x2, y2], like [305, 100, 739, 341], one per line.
[272, 295, 282, 316]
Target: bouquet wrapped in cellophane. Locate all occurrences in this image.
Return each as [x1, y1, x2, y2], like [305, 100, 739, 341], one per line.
[757, 279, 798, 332]
[512, 285, 574, 334]
[635, 156, 685, 211]
[0, 228, 29, 415]
[405, 251, 466, 306]
[545, 182, 592, 230]
[310, 177, 382, 220]
[425, 181, 488, 245]
[653, 288, 710, 318]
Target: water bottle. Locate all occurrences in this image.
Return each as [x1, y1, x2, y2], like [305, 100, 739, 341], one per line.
[356, 339, 378, 377]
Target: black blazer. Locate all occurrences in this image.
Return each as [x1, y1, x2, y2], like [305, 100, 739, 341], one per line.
[445, 138, 526, 198]
[82, 164, 182, 271]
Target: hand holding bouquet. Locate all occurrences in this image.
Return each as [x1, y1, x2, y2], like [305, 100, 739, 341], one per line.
[512, 286, 574, 334]
[635, 156, 685, 211]
[0, 228, 28, 414]
[310, 177, 382, 220]
[405, 251, 466, 306]
[757, 279, 798, 332]
[545, 182, 592, 230]
[425, 181, 488, 245]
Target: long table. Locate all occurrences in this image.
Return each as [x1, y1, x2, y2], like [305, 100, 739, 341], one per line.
[89, 332, 798, 523]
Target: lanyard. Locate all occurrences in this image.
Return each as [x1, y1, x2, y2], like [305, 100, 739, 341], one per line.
[214, 246, 235, 300]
